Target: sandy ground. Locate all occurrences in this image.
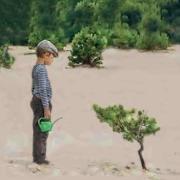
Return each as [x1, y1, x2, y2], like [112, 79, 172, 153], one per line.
[0, 45, 180, 180]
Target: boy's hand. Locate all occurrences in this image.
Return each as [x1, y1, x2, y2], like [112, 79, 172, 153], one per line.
[44, 108, 51, 119]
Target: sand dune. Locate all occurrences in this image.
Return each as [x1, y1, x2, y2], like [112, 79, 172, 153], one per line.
[0, 45, 180, 179]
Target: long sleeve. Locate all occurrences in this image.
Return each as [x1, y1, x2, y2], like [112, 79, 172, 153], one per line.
[37, 66, 49, 108]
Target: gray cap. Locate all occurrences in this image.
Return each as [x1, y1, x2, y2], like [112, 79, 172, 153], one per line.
[36, 40, 59, 57]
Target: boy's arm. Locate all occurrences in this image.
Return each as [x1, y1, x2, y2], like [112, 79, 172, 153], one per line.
[37, 67, 51, 118]
[44, 108, 51, 119]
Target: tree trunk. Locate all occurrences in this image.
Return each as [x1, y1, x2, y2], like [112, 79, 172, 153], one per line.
[138, 141, 147, 170]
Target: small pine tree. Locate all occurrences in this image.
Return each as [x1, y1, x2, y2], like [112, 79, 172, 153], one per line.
[68, 27, 107, 67]
[0, 45, 15, 69]
[93, 104, 160, 170]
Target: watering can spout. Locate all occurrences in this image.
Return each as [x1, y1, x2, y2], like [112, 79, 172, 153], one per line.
[52, 117, 63, 125]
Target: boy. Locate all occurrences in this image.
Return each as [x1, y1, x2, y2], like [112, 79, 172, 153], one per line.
[30, 40, 58, 165]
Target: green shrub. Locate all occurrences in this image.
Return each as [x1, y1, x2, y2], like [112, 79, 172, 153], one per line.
[91, 23, 114, 46]
[0, 45, 15, 69]
[68, 27, 107, 67]
[96, 0, 123, 25]
[48, 32, 66, 50]
[28, 31, 42, 48]
[143, 14, 162, 32]
[112, 23, 138, 48]
[93, 104, 160, 170]
[28, 30, 65, 50]
[74, 0, 96, 27]
[136, 31, 169, 50]
[168, 24, 180, 43]
[121, 1, 142, 27]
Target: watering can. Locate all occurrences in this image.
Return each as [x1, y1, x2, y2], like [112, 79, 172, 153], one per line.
[38, 117, 62, 133]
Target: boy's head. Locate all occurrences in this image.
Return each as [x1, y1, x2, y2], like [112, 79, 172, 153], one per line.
[36, 40, 58, 65]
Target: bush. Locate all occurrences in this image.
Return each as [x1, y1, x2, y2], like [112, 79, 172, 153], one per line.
[93, 104, 160, 170]
[28, 30, 65, 50]
[136, 31, 169, 50]
[112, 23, 138, 48]
[91, 23, 114, 46]
[48, 31, 66, 50]
[74, 0, 96, 27]
[28, 31, 42, 48]
[143, 15, 162, 32]
[121, 1, 142, 27]
[167, 25, 180, 43]
[0, 45, 15, 69]
[68, 27, 107, 67]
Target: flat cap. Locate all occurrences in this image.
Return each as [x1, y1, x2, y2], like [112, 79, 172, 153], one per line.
[36, 40, 59, 57]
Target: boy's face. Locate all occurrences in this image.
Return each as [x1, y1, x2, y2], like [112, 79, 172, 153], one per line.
[43, 52, 54, 65]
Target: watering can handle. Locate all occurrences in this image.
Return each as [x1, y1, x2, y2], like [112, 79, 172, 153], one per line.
[38, 119, 40, 127]
[38, 117, 43, 127]
[38, 117, 51, 125]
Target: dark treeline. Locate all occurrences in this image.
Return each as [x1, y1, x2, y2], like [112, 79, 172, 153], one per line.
[0, 0, 31, 45]
[0, 0, 180, 49]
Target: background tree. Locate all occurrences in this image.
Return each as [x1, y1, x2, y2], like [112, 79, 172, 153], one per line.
[28, 0, 62, 48]
[161, 0, 180, 42]
[0, 0, 179, 50]
[0, 0, 31, 45]
[136, 0, 169, 49]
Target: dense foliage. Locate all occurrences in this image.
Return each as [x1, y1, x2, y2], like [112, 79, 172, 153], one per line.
[0, 0, 31, 45]
[1, 0, 179, 49]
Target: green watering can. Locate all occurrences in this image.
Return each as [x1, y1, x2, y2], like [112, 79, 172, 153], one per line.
[38, 117, 62, 133]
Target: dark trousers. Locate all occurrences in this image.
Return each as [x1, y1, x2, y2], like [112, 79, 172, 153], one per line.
[30, 96, 52, 163]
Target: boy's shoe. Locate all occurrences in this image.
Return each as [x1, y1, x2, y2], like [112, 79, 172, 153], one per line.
[34, 160, 50, 165]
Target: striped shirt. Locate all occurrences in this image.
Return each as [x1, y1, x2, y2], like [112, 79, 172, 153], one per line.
[31, 64, 52, 108]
